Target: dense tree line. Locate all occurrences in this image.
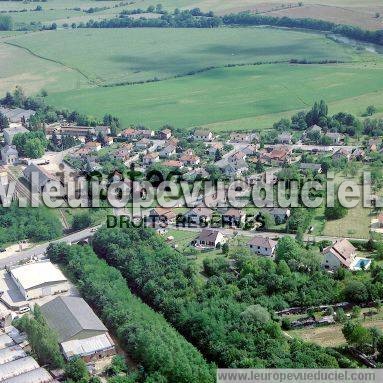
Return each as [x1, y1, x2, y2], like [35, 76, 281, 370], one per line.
[92, 226, 343, 368]
[12, 130, 47, 158]
[1, 87, 121, 135]
[78, 10, 222, 29]
[14, 305, 64, 369]
[0, 15, 12, 31]
[222, 12, 383, 45]
[0, 204, 62, 245]
[46, 242, 214, 383]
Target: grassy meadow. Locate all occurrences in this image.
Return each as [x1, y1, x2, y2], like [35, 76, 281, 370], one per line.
[5, 27, 357, 86]
[0, 9, 383, 132]
[45, 61, 383, 131]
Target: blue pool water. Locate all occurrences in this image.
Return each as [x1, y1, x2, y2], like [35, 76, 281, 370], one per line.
[354, 258, 371, 269]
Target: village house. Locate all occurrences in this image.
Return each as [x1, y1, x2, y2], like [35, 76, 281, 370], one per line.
[195, 228, 226, 248]
[222, 208, 246, 227]
[135, 138, 153, 151]
[84, 141, 101, 152]
[207, 142, 223, 156]
[23, 163, 57, 192]
[303, 124, 323, 141]
[121, 128, 138, 141]
[299, 163, 322, 175]
[159, 144, 177, 158]
[351, 148, 366, 161]
[184, 206, 214, 224]
[162, 160, 184, 169]
[94, 125, 111, 136]
[180, 154, 201, 167]
[104, 136, 114, 146]
[1, 145, 19, 165]
[3, 125, 29, 145]
[264, 207, 291, 224]
[60, 125, 95, 138]
[230, 132, 259, 143]
[193, 129, 213, 142]
[113, 146, 132, 162]
[143, 152, 160, 166]
[367, 138, 380, 152]
[158, 128, 172, 140]
[228, 151, 247, 165]
[0, 106, 35, 123]
[322, 239, 357, 270]
[261, 146, 292, 166]
[138, 129, 155, 139]
[44, 121, 61, 135]
[242, 144, 259, 156]
[0, 166, 8, 188]
[277, 132, 293, 145]
[223, 160, 249, 178]
[248, 236, 278, 257]
[325, 132, 344, 145]
[332, 148, 352, 161]
[149, 207, 177, 223]
[184, 167, 209, 181]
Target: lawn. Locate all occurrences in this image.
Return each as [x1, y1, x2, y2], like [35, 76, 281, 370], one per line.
[6, 27, 357, 86]
[46, 62, 383, 131]
[288, 308, 383, 347]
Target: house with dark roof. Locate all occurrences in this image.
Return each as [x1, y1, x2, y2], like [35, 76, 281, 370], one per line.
[193, 130, 213, 142]
[195, 229, 225, 248]
[23, 163, 57, 192]
[248, 236, 278, 257]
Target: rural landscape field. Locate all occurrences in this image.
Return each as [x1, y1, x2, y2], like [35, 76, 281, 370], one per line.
[1, 0, 383, 131]
[3, 1, 383, 382]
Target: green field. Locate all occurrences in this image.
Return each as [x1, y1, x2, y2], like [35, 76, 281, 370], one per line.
[3, 25, 381, 132]
[45, 61, 383, 131]
[1, 19, 383, 132]
[5, 27, 357, 86]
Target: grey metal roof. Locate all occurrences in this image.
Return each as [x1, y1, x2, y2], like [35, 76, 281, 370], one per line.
[0, 356, 38, 381]
[3, 367, 52, 383]
[41, 297, 107, 343]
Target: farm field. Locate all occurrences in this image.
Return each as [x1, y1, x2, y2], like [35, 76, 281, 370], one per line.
[4, 27, 357, 86]
[46, 62, 383, 131]
[0, 40, 85, 95]
[1, 0, 382, 30]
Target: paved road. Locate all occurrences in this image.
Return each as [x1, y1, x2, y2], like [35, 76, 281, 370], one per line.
[0, 226, 100, 270]
[0, 218, 367, 270]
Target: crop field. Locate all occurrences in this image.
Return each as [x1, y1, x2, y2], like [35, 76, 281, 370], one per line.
[1, 0, 382, 29]
[5, 27, 357, 86]
[1, 4, 383, 132]
[44, 61, 383, 131]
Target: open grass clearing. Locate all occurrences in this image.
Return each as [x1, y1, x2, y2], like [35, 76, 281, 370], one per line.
[288, 309, 383, 347]
[5, 27, 357, 86]
[46, 62, 383, 131]
[0, 40, 85, 95]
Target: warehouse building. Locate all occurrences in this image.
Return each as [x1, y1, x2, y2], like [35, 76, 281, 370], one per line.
[0, 356, 39, 381]
[41, 296, 115, 362]
[0, 334, 14, 350]
[9, 261, 69, 301]
[0, 345, 26, 365]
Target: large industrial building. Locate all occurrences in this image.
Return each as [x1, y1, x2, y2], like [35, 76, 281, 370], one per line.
[9, 261, 69, 301]
[41, 296, 115, 362]
[0, 327, 53, 383]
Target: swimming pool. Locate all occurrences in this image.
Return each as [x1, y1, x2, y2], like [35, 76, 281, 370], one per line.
[352, 258, 372, 270]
